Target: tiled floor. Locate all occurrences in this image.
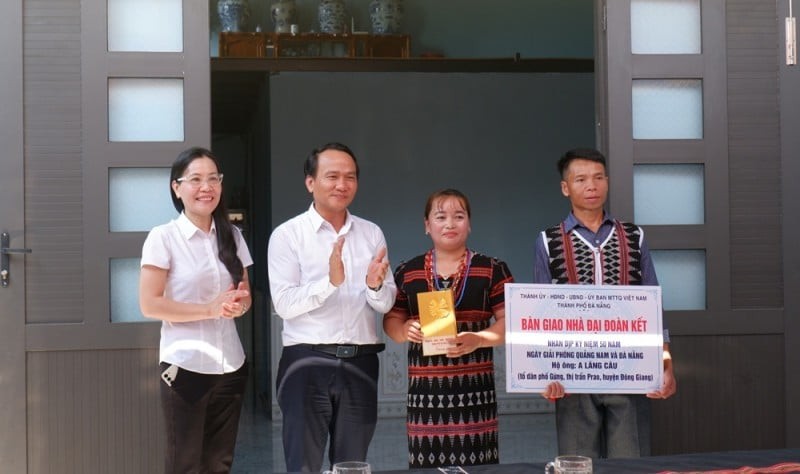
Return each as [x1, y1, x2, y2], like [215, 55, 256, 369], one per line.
[231, 396, 558, 473]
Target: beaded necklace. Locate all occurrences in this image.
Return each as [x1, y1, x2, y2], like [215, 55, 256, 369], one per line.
[426, 248, 472, 307]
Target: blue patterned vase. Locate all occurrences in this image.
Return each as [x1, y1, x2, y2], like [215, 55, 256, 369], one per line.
[218, 0, 250, 32]
[318, 0, 347, 34]
[369, 0, 403, 34]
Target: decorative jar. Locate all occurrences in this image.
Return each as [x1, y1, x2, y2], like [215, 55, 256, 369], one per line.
[318, 0, 347, 34]
[270, 0, 297, 34]
[218, 0, 250, 32]
[369, 0, 403, 35]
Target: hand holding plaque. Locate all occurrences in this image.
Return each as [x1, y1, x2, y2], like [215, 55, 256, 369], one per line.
[417, 289, 457, 356]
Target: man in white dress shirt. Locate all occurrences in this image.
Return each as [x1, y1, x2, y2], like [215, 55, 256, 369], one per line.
[267, 142, 397, 473]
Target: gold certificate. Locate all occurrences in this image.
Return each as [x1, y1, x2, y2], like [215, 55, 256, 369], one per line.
[417, 289, 458, 356]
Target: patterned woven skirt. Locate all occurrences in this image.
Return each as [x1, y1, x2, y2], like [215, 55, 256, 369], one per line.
[406, 347, 499, 468]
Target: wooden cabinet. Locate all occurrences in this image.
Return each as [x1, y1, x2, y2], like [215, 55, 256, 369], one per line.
[219, 32, 410, 58]
[219, 32, 274, 58]
[273, 33, 356, 57]
[358, 34, 409, 58]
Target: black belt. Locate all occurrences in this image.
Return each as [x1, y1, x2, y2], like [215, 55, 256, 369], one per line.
[307, 343, 385, 358]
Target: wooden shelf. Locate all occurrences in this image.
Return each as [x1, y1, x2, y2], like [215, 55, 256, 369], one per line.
[219, 32, 410, 59]
[211, 57, 594, 73]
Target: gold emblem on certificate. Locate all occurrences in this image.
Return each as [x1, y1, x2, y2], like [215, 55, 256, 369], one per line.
[417, 289, 457, 356]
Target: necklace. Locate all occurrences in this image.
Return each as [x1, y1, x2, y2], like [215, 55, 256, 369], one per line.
[427, 249, 472, 307]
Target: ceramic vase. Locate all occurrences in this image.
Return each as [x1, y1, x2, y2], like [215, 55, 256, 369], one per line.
[318, 0, 347, 34]
[369, 0, 403, 35]
[271, 0, 297, 33]
[218, 0, 250, 32]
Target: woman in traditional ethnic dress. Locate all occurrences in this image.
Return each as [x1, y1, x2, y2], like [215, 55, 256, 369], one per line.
[383, 189, 514, 468]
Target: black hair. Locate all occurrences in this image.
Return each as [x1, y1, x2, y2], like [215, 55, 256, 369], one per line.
[557, 148, 607, 179]
[424, 188, 472, 219]
[170, 147, 244, 286]
[303, 142, 360, 178]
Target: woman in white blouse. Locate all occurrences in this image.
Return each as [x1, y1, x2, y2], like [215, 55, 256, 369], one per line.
[139, 147, 253, 474]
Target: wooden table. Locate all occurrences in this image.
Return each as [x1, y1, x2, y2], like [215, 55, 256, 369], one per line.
[276, 449, 800, 474]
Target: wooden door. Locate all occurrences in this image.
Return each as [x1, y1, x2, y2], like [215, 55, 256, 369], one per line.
[597, 0, 786, 453]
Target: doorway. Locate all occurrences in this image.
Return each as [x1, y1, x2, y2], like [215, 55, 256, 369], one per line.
[209, 68, 596, 424]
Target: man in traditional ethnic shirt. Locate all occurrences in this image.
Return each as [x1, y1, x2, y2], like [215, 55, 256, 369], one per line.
[533, 148, 677, 458]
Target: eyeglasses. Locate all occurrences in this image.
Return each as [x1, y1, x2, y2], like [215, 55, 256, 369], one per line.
[176, 173, 224, 188]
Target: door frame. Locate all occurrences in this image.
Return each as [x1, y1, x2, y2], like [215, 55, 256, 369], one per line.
[0, 0, 28, 470]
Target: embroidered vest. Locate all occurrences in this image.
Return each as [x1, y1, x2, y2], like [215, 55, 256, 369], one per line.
[544, 220, 643, 285]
